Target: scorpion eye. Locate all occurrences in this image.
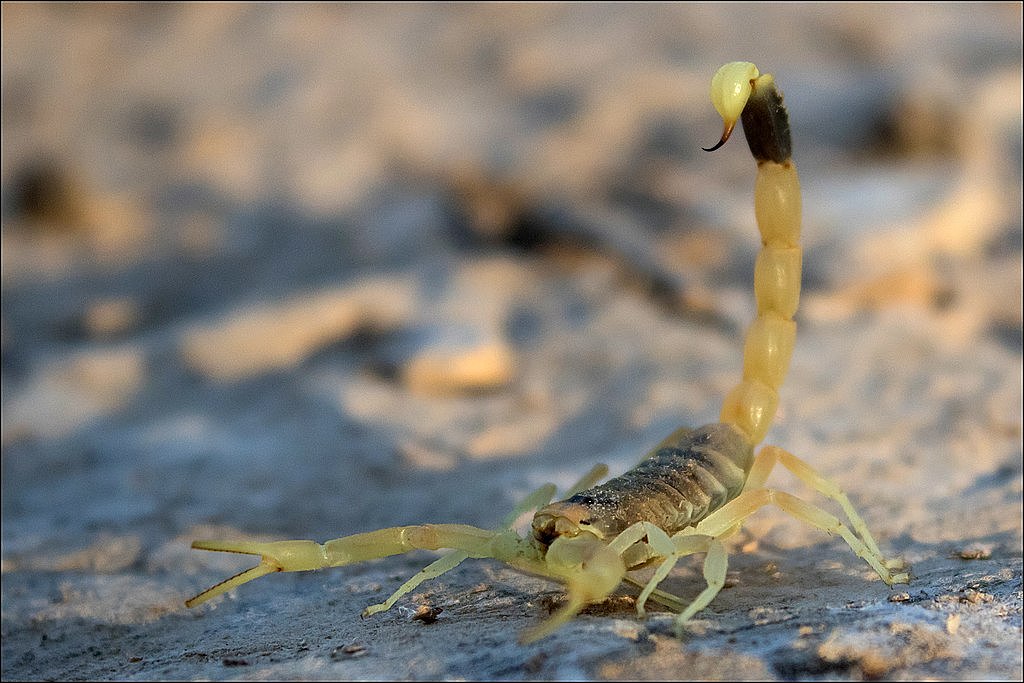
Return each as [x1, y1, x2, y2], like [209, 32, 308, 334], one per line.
[578, 519, 592, 526]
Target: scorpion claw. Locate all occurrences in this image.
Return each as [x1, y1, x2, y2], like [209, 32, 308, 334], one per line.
[185, 562, 278, 608]
[191, 539, 271, 556]
[186, 539, 327, 607]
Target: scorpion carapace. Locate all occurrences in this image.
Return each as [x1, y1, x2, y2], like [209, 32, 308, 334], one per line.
[186, 62, 909, 643]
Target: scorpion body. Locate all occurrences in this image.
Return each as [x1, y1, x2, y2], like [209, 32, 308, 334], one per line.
[186, 62, 909, 642]
[533, 424, 753, 545]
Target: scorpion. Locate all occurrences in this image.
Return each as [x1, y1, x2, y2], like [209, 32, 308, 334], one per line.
[186, 62, 911, 643]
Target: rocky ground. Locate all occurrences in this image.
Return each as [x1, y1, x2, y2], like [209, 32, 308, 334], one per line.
[2, 4, 1021, 681]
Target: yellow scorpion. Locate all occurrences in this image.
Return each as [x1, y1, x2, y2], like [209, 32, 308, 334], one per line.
[186, 62, 910, 643]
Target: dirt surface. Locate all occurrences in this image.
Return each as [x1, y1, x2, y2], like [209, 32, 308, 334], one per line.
[2, 4, 1021, 681]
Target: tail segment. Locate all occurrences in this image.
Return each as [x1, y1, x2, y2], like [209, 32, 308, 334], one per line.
[706, 63, 802, 445]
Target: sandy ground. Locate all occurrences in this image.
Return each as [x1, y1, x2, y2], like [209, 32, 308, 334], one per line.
[2, 4, 1021, 681]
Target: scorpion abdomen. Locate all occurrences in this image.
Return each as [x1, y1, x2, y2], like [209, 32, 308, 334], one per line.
[534, 423, 754, 544]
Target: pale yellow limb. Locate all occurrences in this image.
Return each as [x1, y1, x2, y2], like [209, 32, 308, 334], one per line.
[505, 483, 559, 526]
[521, 519, 681, 644]
[362, 550, 470, 616]
[623, 576, 688, 612]
[609, 526, 729, 635]
[190, 469, 610, 617]
[186, 539, 329, 608]
[694, 487, 909, 585]
[606, 520, 658, 556]
[364, 481, 562, 617]
[520, 585, 590, 645]
[635, 531, 711, 619]
[743, 444, 776, 491]
[187, 523, 537, 608]
[672, 537, 728, 636]
[583, 520, 728, 632]
[746, 446, 908, 574]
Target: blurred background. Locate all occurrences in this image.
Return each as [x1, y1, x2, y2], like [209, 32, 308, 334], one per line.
[2, 4, 1021, 680]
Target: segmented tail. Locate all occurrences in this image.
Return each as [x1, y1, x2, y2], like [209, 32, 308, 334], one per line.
[705, 62, 803, 446]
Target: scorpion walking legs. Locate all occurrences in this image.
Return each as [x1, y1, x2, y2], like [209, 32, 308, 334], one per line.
[691, 447, 911, 585]
[615, 447, 909, 636]
[601, 520, 727, 635]
[745, 447, 910, 579]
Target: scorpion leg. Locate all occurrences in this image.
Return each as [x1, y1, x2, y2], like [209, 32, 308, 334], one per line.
[361, 549, 472, 618]
[565, 462, 611, 496]
[624, 578, 688, 612]
[588, 520, 727, 634]
[363, 482, 561, 617]
[671, 537, 728, 636]
[744, 446, 909, 576]
[189, 467, 626, 634]
[693, 487, 910, 586]
[632, 523, 676, 617]
[622, 524, 728, 636]
[608, 522, 688, 612]
[634, 529, 722, 620]
[518, 531, 629, 644]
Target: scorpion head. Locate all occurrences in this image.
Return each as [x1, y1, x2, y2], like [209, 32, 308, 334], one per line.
[532, 504, 590, 547]
[531, 499, 622, 547]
